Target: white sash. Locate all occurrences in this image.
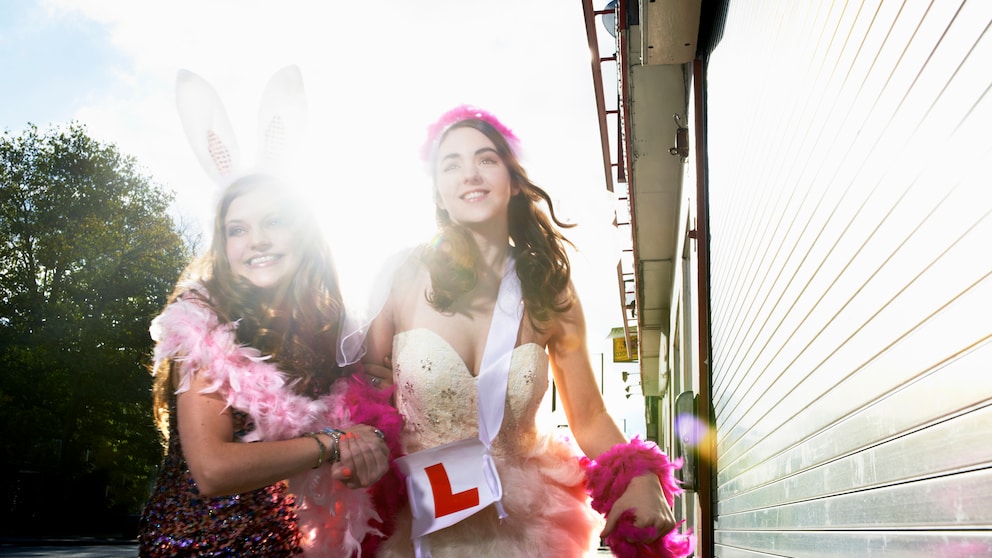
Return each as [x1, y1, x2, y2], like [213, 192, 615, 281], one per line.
[394, 256, 523, 558]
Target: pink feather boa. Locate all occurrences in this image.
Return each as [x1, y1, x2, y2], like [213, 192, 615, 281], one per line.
[584, 437, 695, 558]
[150, 283, 404, 557]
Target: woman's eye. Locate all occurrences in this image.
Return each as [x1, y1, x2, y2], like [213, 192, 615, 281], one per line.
[265, 214, 288, 228]
[442, 162, 460, 172]
[226, 226, 245, 237]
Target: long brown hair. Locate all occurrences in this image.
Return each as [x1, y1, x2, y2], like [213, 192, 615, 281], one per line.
[151, 175, 346, 440]
[424, 118, 576, 324]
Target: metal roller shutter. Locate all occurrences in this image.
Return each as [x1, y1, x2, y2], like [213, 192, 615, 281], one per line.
[705, 1, 992, 555]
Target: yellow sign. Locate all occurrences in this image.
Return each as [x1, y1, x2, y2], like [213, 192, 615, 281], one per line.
[613, 333, 638, 362]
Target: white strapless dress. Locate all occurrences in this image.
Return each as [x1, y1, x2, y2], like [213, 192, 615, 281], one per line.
[376, 328, 602, 557]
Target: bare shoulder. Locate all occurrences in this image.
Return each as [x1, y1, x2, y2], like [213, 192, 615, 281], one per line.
[520, 284, 585, 351]
[369, 246, 427, 315]
[364, 246, 429, 369]
[392, 246, 427, 292]
[532, 282, 585, 350]
[388, 246, 432, 315]
[553, 282, 586, 328]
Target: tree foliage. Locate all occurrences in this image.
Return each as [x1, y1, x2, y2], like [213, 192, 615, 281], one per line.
[0, 123, 191, 533]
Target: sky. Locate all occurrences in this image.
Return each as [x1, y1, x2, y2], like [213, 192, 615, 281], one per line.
[0, 0, 646, 434]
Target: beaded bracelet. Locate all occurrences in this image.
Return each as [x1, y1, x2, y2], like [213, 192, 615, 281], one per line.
[303, 432, 326, 469]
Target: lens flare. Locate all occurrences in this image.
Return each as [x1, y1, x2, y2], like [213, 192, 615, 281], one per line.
[675, 412, 706, 446]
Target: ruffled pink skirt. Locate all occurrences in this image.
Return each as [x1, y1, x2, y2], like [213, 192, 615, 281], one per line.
[377, 432, 603, 557]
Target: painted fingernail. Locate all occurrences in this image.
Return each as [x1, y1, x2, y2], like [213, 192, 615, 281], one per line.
[341, 467, 352, 477]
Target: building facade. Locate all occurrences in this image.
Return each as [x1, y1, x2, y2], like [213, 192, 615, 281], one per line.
[584, 1, 992, 555]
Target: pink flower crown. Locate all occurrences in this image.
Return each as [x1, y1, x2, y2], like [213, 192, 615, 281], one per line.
[420, 104, 522, 164]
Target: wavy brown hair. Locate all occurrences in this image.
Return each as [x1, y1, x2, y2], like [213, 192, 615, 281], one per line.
[151, 175, 347, 440]
[424, 118, 576, 325]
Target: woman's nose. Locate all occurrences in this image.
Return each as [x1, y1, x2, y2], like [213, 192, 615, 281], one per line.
[250, 228, 271, 249]
[463, 163, 482, 183]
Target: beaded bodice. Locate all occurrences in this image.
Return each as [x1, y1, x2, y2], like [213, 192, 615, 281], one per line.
[392, 328, 550, 457]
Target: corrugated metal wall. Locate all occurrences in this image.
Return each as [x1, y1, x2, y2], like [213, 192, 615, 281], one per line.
[704, 1, 992, 555]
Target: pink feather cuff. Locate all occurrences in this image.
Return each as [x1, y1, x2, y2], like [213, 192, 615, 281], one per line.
[585, 437, 695, 558]
[343, 372, 407, 557]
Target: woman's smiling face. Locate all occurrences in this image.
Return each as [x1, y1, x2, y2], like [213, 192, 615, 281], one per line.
[223, 187, 301, 289]
[434, 126, 518, 227]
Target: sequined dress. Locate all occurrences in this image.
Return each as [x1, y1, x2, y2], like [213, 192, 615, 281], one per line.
[135, 288, 403, 557]
[377, 328, 602, 557]
[137, 403, 302, 557]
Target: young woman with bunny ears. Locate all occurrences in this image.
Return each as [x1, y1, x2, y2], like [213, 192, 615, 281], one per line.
[364, 106, 693, 557]
[136, 68, 403, 557]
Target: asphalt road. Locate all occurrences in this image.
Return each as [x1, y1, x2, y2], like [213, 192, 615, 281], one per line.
[0, 542, 615, 556]
[0, 545, 137, 557]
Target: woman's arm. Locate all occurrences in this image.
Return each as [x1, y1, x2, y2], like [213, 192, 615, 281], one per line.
[546, 294, 626, 457]
[177, 371, 387, 497]
[362, 303, 395, 388]
[361, 247, 423, 387]
[362, 297, 396, 387]
[547, 292, 677, 538]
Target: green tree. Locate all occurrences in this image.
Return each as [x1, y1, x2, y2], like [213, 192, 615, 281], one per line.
[0, 123, 191, 534]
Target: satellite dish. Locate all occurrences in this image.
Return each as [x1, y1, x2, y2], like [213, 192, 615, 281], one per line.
[601, 0, 618, 38]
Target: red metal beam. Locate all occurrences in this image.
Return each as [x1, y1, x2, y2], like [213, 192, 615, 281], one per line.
[581, 0, 615, 194]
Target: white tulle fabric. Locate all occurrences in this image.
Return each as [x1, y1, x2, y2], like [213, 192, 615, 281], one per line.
[149, 282, 380, 556]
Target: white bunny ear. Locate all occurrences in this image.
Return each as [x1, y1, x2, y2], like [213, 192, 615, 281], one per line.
[256, 65, 307, 173]
[175, 69, 242, 186]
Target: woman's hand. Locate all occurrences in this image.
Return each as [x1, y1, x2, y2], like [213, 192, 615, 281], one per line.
[330, 424, 390, 488]
[602, 473, 677, 541]
[363, 361, 393, 389]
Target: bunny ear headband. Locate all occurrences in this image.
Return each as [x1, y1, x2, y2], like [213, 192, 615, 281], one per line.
[175, 65, 307, 188]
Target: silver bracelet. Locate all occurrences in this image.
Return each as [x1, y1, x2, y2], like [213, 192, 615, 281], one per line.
[303, 432, 325, 469]
[322, 428, 345, 463]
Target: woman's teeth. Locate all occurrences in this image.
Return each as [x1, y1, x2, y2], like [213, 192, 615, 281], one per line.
[249, 255, 279, 266]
